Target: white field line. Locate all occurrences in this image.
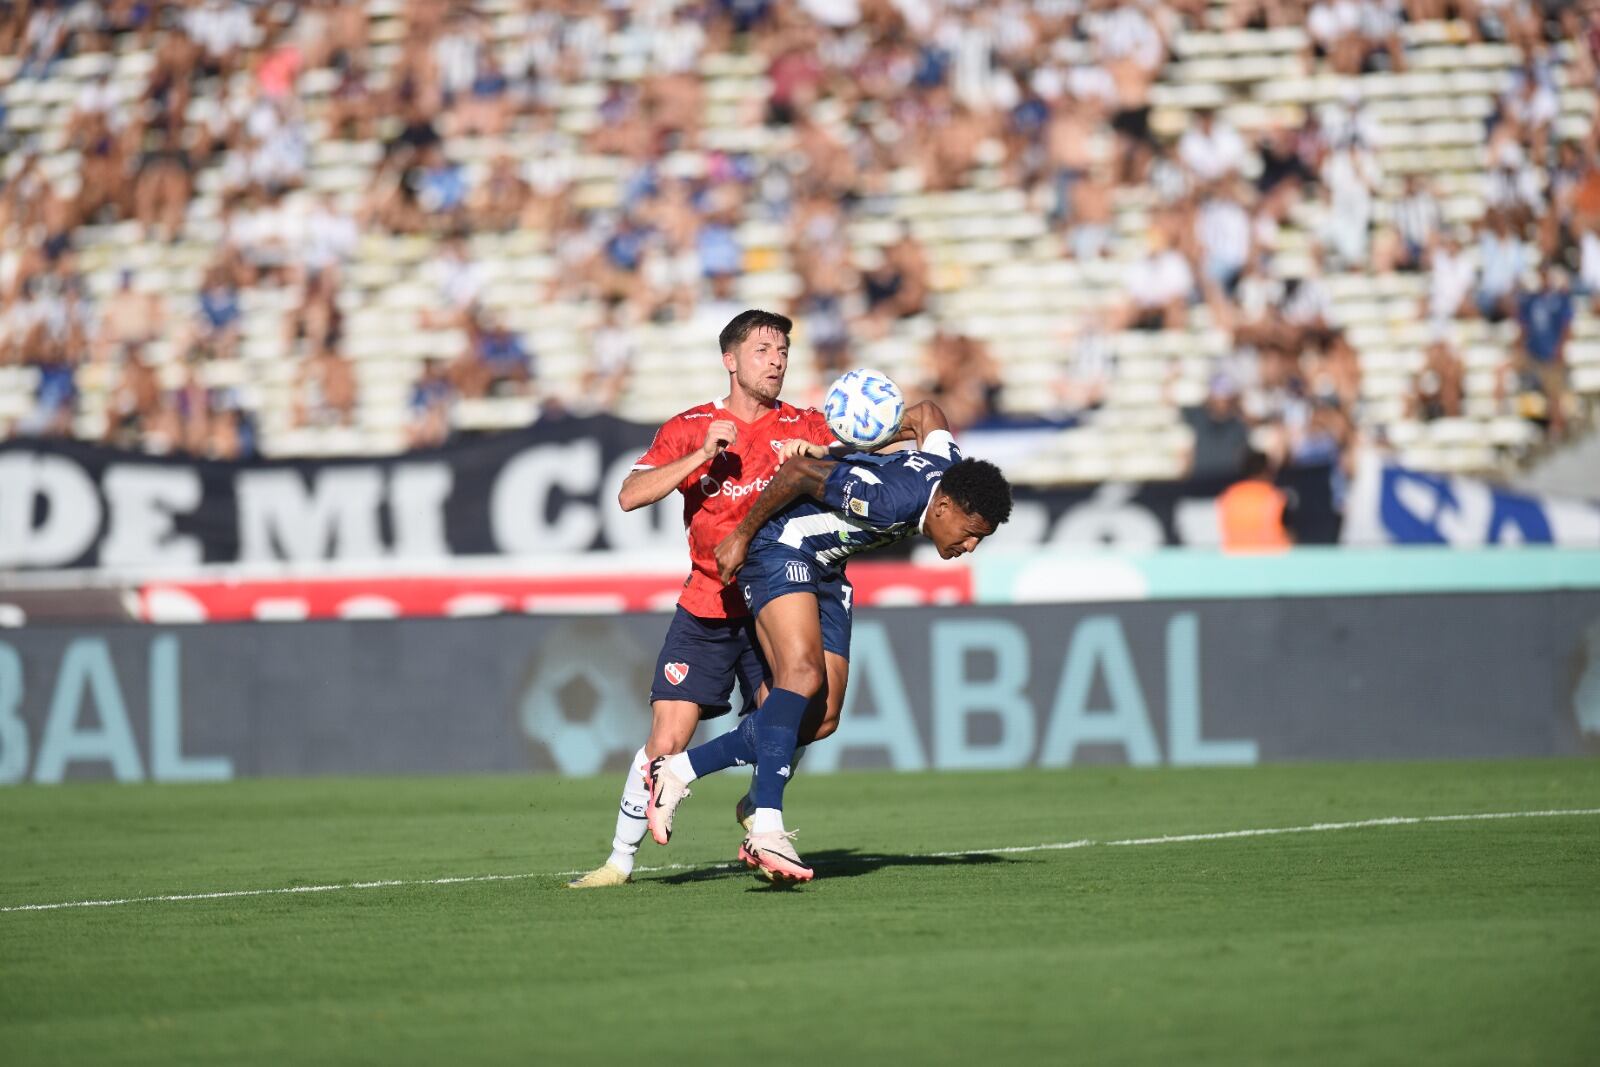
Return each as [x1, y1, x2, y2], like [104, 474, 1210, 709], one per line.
[4, 807, 1598, 915]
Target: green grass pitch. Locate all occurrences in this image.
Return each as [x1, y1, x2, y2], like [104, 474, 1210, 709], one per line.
[2, 760, 1597, 1065]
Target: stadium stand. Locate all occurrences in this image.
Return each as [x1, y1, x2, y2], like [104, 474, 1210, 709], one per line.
[1, 0, 1596, 485]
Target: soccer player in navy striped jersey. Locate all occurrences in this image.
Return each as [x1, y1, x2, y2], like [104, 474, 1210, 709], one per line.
[643, 400, 1013, 881]
[566, 310, 841, 889]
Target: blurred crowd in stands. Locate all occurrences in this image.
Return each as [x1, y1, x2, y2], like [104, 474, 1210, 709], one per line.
[0, 0, 1595, 481]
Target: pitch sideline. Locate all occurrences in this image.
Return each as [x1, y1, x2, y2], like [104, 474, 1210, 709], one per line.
[4, 807, 1598, 914]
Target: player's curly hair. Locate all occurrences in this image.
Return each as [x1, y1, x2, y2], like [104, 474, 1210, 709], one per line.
[941, 458, 1013, 528]
[719, 309, 793, 354]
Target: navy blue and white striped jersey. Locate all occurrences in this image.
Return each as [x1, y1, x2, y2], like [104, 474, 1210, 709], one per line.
[747, 430, 962, 575]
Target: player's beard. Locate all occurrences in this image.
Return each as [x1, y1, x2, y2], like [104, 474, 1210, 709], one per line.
[739, 367, 784, 404]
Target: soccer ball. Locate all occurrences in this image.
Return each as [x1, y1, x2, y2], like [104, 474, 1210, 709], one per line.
[823, 368, 905, 451]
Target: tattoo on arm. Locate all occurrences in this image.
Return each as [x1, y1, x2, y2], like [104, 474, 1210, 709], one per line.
[733, 456, 833, 540]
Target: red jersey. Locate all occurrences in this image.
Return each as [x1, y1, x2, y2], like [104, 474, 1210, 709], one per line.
[633, 399, 835, 619]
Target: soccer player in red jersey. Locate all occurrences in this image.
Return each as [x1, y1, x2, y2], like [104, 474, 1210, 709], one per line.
[568, 310, 843, 887]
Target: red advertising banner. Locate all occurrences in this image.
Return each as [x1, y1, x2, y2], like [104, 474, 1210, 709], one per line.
[137, 560, 973, 622]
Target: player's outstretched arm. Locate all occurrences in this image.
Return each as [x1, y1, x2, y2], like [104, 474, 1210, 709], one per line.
[618, 417, 737, 511]
[776, 438, 829, 462]
[885, 400, 950, 448]
[713, 455, 834, 584]
[780, 438, 876, 462]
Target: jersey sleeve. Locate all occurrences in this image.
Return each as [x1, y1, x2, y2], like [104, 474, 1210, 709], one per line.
[819, 460, 923, 528]
[918, 429, 960, 462]
[633, 415, 694, 471]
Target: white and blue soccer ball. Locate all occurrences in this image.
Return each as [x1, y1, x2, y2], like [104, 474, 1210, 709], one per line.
[823, 368, 906, 451]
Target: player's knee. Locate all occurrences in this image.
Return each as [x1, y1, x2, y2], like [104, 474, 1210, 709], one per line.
[776, 658, 825, 699]
[809, 706, 841, 741]
[645, 702, 699, 757]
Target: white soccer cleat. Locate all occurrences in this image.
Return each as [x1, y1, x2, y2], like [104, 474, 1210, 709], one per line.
[644, 756, 692, 845]
[739, 829, 814, 883]
[565, 861, 632, 889]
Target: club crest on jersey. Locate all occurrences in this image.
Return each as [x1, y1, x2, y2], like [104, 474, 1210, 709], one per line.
[849, 498, 870, 517]
[663, 662, 689, 685]
[785, 560, 812, 584]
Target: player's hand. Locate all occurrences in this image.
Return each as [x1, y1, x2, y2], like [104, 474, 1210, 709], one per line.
[714, 532, 750, 585]
[895, 400, 929, 445]
[776, 439, 827, 464]
[700, 419, 737, 459]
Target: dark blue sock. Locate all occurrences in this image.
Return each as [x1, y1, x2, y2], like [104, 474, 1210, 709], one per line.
[686, 712, 760, 778]
[751, 688, 809, 811]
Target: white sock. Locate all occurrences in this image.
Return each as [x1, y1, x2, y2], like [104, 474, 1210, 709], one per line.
[752, 807, 786, 835]
[665, 751, 698, 783]
[605, 747, 650, 875]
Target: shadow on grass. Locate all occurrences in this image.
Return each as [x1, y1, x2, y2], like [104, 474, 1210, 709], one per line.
[651, 848, 1013, 888]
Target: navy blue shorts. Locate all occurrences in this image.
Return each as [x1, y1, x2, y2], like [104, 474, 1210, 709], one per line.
[737, 549, 853, 660]
[649, 606, 769, 718]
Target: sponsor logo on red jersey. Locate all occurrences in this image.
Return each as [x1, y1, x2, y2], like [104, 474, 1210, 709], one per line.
[699, 474, 772, 499]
